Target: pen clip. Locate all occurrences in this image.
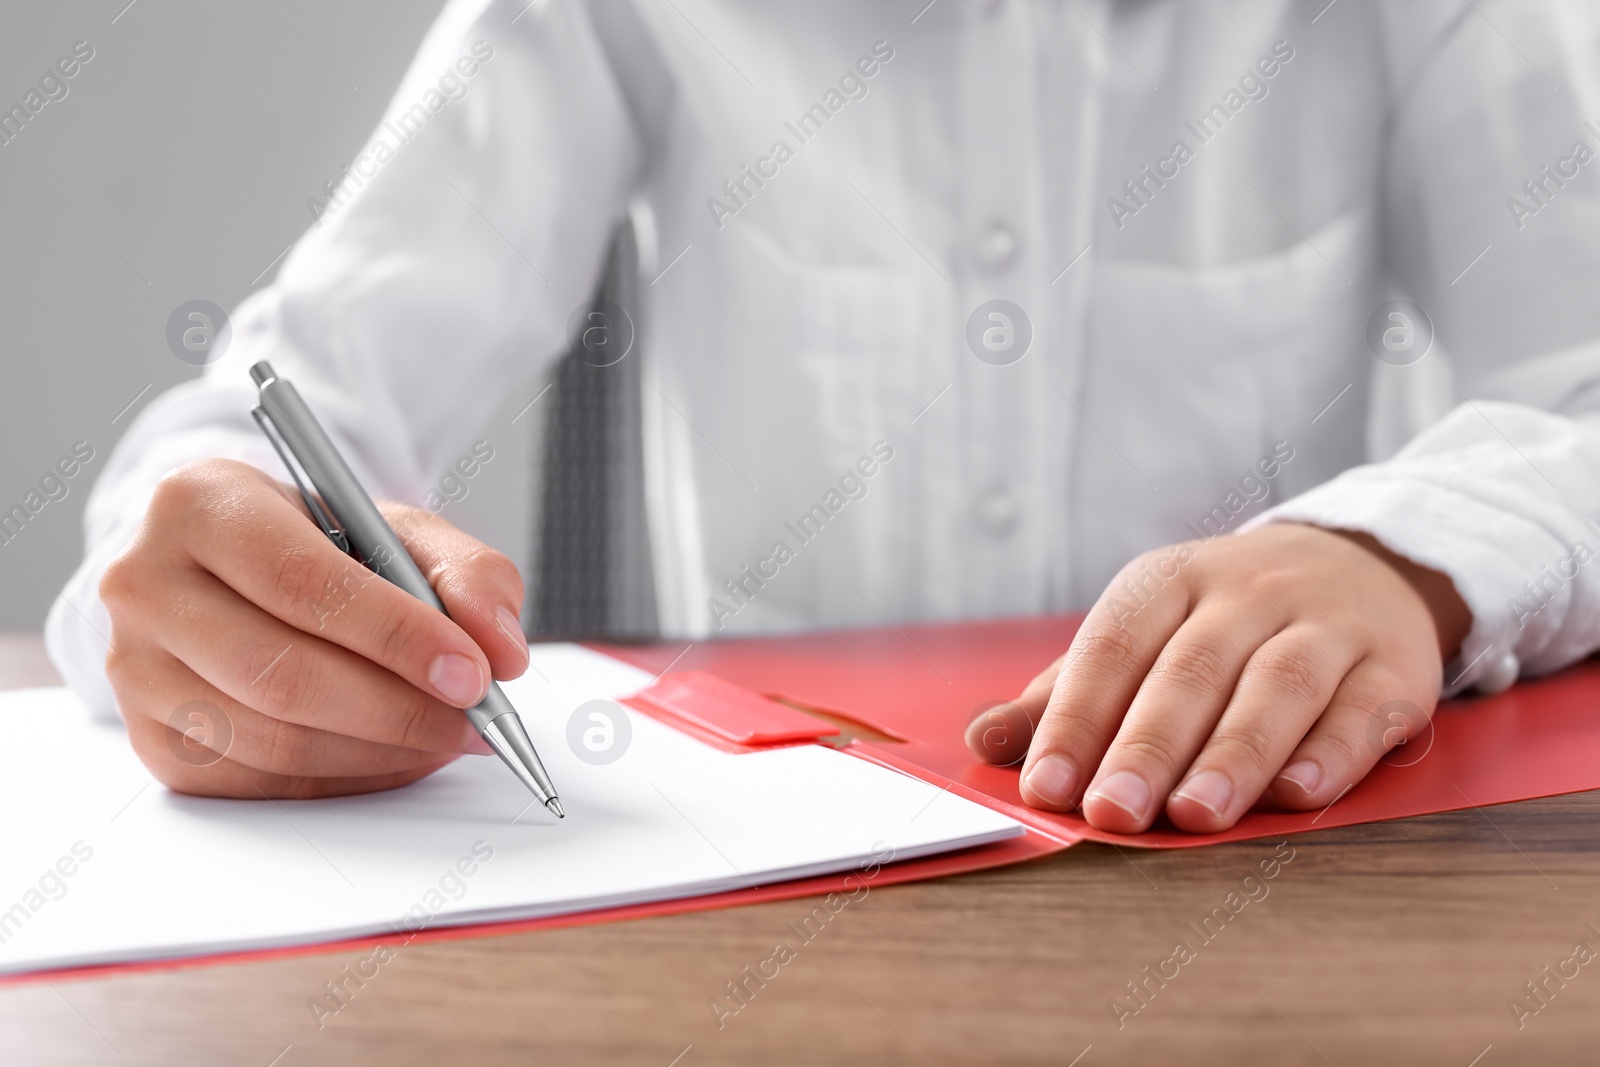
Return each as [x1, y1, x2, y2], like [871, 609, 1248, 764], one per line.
[252, 406, 352, 556]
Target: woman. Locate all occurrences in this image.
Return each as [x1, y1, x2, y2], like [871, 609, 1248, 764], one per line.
[50, 0, 1600, 833]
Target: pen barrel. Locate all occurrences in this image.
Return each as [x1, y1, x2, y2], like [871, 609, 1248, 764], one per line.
[254, 369, 442, 610]
[253, 362, 557, 806]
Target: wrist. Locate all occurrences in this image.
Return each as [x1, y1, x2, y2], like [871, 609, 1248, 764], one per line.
[1322, 527, 1472, 660]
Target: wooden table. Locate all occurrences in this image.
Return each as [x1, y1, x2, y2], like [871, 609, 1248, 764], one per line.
[2, 634, 1596, 1066]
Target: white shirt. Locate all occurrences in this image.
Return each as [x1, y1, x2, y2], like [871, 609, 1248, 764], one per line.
[47, 0, 1600, 720]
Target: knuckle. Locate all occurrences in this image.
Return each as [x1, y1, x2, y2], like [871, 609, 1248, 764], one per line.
[1150, 640, 1234, 696]
[1210, 722, 1279, 774]
[102, 644, 124, 685]
[1346, 695, 1390, 749]
[1154, 544, 1196, 582]
[456, 546, 523, 602]
[98, 552, 142, 610]
[267, 545, 334, 615]
[1033, 701, 1089, 745]
[103, 646, 136, 694]
[1068, 625, 1143, 678]
[392, 693, 445, 752]
[1248, 646, 1325, 704]
[144, 758, 198, 795]
[1317, 726, 1368, 770]
[102, 644, 155, 715]
[1336, 672, 1388, 716]
[1117, 733, 1187, 770]
[1356, 695, 1428, 758]
[1348, 699, 1395, 757]
[1247, 570, 1298, 608]
[123, 719, 194, 791]
[367, 600, 428, 671]
[148, 459, 245, 524]
[383, 502, 435, 543]
[256, 647, 322, 718]
[260, 715, 316, 773]
[147, 463, 206, 516]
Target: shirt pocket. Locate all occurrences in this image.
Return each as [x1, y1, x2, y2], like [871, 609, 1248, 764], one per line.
[685, 223, 929, 629]
[1073, 209, 1373, 587]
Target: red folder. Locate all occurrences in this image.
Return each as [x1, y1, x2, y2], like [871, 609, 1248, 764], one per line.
[19, 614, 1600, 986]
[598, 613, 1600, 849]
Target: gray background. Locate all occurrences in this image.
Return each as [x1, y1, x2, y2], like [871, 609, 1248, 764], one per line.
[0, 0, 539, 630]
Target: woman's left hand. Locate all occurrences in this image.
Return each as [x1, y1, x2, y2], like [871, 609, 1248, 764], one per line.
[966, 523, 1472, 833]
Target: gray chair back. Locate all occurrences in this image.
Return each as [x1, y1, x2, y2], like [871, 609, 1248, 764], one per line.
[525, 218, 658, 640]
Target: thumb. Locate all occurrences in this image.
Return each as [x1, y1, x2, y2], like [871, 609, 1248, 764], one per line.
[964, 652, 1064, 765]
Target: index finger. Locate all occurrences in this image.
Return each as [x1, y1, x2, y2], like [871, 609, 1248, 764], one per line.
[173, 464, 493, 709]
[1017, 550, 1194, 811]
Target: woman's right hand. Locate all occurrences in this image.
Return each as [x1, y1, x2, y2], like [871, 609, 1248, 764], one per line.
[98, 458, 532, 798]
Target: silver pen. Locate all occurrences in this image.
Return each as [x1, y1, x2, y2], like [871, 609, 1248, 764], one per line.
[248, 360, 563, 817]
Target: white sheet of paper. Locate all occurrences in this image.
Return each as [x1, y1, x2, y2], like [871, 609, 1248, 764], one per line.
[0, 643, 1021, 976]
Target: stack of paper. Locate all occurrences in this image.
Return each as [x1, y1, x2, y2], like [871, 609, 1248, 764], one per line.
[0, 643, 1021, 977]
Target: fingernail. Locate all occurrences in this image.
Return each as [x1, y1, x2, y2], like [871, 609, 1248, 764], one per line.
[1171, 770, 1234, 819]
[429, 653, 486, 706]
[462, 725, 495, 756]
[1087, 770, 1152, 821]
[495, 606, 530, 664]
[1021, 754, 1078, 807]
[1277, 760, 1321, 796]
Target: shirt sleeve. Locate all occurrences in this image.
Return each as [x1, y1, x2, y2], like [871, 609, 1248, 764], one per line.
[1248, 1, 1600, 695]
[45, 0, 644, 719]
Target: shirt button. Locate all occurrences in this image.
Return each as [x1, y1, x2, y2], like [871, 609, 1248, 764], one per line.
[1476, 650, 1519, 694]
[976, 487, 1018, 536]
[976, 221, 1018, 271]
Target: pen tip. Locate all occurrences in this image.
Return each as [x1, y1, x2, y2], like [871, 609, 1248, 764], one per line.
[546, 798, 565, 819]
